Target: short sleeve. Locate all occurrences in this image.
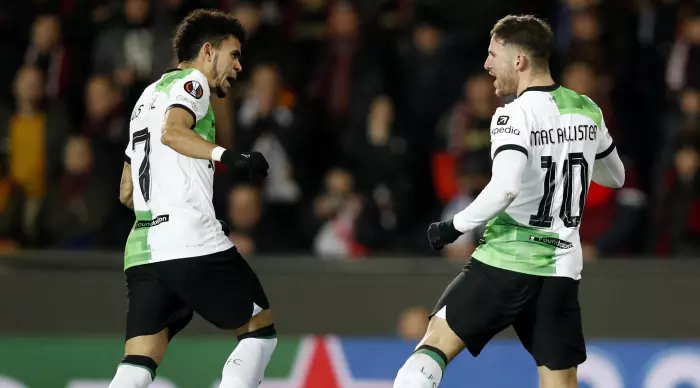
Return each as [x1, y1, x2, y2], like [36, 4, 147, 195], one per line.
[489, 105, 530, 160]
[165, 70, 211, 125]
[595, 115, 616, 159]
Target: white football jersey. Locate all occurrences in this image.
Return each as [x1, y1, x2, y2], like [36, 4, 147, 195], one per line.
[123, 68, 232, 269]
[472, 84, 615, 280]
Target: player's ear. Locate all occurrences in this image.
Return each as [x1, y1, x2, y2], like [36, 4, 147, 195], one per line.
[515, 52, 527, 71]
[202, 42, 214, 62]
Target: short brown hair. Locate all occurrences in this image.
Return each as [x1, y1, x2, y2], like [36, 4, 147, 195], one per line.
[490, 15, 553, 69]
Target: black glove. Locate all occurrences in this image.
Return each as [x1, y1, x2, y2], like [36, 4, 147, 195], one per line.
[219, 219, 231, 236]
[221, 150, 269, 178]
[427, 218, 463, 250]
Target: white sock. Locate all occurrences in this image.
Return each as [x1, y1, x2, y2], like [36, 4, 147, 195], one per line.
[393, 352, 445, 388]
[108, 364, 153, 388]
[219, 337, 278, 388]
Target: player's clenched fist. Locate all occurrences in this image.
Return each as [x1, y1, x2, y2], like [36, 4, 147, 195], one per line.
[221, 150, 270, 177]
[427, 219, 463, 250]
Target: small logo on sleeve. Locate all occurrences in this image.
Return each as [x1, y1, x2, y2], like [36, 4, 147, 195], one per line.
[184, 80, 203, 99]
[497, 115, 509, 125]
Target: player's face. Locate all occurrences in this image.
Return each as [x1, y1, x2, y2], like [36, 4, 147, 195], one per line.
[210, 36, 243, 98]
[484, 37, 519, 97]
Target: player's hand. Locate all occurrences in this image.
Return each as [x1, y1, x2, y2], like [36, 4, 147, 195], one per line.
[427, 219, 463, 250]
[221, 151, 269, 178]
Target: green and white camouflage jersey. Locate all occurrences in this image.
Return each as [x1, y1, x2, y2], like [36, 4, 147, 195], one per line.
[471, 84, 615, 280]
[123, 68, 233, 270]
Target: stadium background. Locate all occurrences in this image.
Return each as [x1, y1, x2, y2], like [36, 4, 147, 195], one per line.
[1, 0, 700, 386]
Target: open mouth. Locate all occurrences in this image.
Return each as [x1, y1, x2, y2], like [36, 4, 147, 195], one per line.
[226, 76, 235, 86]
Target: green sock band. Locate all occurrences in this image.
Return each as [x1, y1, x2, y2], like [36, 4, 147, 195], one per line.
[415, 347, 447, 373]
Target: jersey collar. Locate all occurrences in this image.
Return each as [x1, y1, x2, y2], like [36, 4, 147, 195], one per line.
[518, 83, 560, 97]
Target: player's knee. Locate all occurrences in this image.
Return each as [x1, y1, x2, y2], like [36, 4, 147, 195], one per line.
[234, 309, 274, 337]
[124, 332, 169, 363]
[236, 324, 277, 342]
[418, 315, 464, 362]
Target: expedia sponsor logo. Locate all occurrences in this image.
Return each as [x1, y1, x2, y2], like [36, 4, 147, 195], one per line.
[528, 235, 573, 249]
[491, 126, 520, 136]
[135, 214, 170, 229]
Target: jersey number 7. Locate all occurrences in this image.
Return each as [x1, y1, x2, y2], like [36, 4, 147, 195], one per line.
[529, 152, 589, 229]
[132, 128, 152, 203]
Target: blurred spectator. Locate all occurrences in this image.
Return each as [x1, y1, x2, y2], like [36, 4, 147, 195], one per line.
[226, 183, 296, 256]
[0, 66, 69, 243]
[433, 74, 499, 203]
[39, 136, 115, 248]
[237, 64, 296, 151]
[439, 151, 491, 261]
[579, 160, 646, 261]
[349, 95, 413, 244]
[93, 0, 171, 108]
[394, 20, 463, 219]
[82, 75, 128, 176]
[24, 14, 70, 102]
[283, 0, 329, 89]
[303, 167, 378, 258]
[231, 2, 283, 86]
[656, 144, 700, 257]
[655, 88, 700, 201]
[397, 306, 430, 341]
[308, 0, 384, 164]
[666, 11, 700, 92]
[0, 154, 25, 251]
[237, 64, 305, 204]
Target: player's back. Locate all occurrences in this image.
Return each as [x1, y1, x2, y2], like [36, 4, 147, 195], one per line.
[123, 69, 232, 269]
[473, 85, 614, 280]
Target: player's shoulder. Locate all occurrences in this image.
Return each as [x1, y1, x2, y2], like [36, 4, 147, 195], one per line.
[490, 100, 529, 132]
[156, 69, 209, 100]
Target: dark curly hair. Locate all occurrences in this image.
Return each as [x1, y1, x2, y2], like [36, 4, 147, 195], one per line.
[172, 9, 246, 63]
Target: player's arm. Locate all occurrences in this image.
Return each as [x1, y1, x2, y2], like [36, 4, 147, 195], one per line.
[160, 74, 268, 176]
[452, 149, 527, 232]
[427, 106, 529, 249]
[592, 116, 625, 188]
[119, 162, 134, 209]
[161, 106, 217, 160]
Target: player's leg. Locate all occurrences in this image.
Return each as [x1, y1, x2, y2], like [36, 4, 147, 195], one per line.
[220, 307, 277, 388]
[393, 259, 541, 388]
[109, 264, 193, 388]
[393, 314, 464, 388]
[513, 276, 586, 388]
[174, 248, 277, 388]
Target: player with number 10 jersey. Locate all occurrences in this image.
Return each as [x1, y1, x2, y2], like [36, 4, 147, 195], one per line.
[393, 15, 625, 388]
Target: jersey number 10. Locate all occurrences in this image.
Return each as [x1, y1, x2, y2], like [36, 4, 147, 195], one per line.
[529, 152, 589, 229]
[132, 128, 152, 203]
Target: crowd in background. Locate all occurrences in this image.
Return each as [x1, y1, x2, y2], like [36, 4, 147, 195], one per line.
[0, 0, 699, 260]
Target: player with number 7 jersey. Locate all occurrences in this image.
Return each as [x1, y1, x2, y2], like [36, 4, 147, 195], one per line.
[112, 10, 277, 388]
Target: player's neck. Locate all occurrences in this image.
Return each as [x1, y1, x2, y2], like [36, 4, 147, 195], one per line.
[517, 71, 556, 97]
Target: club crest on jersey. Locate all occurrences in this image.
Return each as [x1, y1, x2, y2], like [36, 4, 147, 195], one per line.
[497, 115, 509, 125]
[184, 80, 203, 99]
